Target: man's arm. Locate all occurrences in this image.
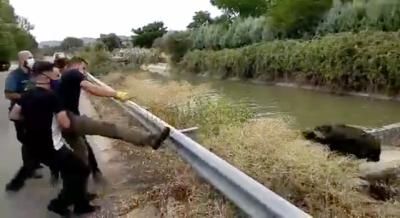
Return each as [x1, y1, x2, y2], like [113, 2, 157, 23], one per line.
[4, 73, 21, 101]
[56, 111, 71, 129]
[9, 104, 22, 121]
[80, 80, 117, 97]
[51, 93, 71, 129]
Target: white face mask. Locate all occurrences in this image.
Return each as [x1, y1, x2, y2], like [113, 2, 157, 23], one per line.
[26, 58, 35, 69]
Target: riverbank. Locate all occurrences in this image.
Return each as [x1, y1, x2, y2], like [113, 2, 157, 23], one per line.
[177, 31, 400, 100]
[91, 70, 400, 217]
[145, 63, 400, 105]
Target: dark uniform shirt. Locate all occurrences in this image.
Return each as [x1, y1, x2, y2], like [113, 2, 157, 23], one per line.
[17, 87, 63, 157]
[57, 69, 85, 115]
[4, 67, 32, 110]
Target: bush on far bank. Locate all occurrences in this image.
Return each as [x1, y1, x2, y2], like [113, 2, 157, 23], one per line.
[79, 44, 162, 75]
[180, 31, 400, 95]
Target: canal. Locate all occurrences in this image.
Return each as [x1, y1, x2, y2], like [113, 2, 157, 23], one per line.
[146, 71, 400, 129]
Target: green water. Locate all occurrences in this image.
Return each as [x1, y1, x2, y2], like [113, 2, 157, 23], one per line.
[148, 73, 400, 129]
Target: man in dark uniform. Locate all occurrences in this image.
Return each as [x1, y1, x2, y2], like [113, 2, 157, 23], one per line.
[8, 61, 97, 216]
[4, 51, 42, 191]
[58, 57, 135, 181]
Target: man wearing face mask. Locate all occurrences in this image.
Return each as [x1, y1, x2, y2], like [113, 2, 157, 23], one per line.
[4, 51, 43, 191]
[8, 61, 98, 216]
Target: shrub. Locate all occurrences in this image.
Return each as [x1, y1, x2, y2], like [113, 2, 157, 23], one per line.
[122, 48, 162, 65]
[269, 0, 333, 38]
[180, 31, 400, 95]
[317, 0, 400, 35]
[190, 16, 274, 50]
[79, 46, 118, 75]
[157, 31, 193, 64]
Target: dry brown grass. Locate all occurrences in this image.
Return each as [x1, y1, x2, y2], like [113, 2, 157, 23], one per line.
[103, 71, 210, 108]
[98, 71, 400, 217]
[202, 118, 380, 217]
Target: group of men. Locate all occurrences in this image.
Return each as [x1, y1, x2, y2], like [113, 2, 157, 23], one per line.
[3, 50, 171, 216]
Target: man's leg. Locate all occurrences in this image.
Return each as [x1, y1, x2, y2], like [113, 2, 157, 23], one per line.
[62, 133, 104, 183]
[62, 132, 89, 166]
[13, 121, 26, 144]
[70, 114, 170, 149]
[48, 146, 98, 216]
[5, 147, 38, 192]
[21, 145, 42, 179]
[14, 121, 42, 179]
[84, 137, 101, 174]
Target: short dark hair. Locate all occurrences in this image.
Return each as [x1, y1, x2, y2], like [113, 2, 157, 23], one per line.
[32, 61, 54, 76]
[54, 58, 69, 69]
[68, 56, 88, 66]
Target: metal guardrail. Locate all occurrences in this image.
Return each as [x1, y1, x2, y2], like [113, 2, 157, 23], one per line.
[87, 73, 312, 218]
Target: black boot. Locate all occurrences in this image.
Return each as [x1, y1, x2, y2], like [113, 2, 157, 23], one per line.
[48, 199, 71, 217]
[151, 127, 171, 150]
[86, 192, 98, 201]
[74, 204, 100, 215]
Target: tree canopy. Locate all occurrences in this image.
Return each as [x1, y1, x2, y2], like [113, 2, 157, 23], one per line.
[187, 11, 214, 29]
[0, 31, 16, 61]
[211, 0, 276, 17]
[60, 37, 84, 51]
[99, 33, 122, 51]
[270, 0, 333, 37]
[132, 21, 167, 48]
[0, 0, 37, 61]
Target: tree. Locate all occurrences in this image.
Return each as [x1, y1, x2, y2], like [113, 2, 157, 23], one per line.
[270, 0, 333, 38]
[99, 33, 122, 51]
[0, 0, 37, 59]
[12, 27, 37, 51]
[0, 0, 16, 24]
[61, 37, 84, 51]
[211, 0, 276, 17]
[159, 31, 193, 63]
[187, 11, 213, 29]
[213, 13, 233, 25]
[0, 30, 16, 61]
[16, 16, 34, 32]
[132, 21, 167, 48]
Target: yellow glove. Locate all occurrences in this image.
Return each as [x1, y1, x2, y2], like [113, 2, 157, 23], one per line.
[115, 91, 131, 102]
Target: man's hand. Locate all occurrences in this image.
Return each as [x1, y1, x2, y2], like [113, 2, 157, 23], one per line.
[115, 91, 132, 102]
[4, 92, 21, 101]
[9, 104, 22, 121]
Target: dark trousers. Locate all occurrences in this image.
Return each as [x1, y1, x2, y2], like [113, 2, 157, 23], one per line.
[13, 121, 41, 178]
[51, 146, 91, 208]
[84, 136, 100, 174]
[8, 146, 90, 208]
[7, 146, 41, 187]
[15, 121, 38, 166]
[64, 112, 152, 172]
[62, 133, 100, 175]
[13, 121, 26, 145]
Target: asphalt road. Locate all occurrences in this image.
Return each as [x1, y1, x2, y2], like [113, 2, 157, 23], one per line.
[0, 68, 59, 218]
